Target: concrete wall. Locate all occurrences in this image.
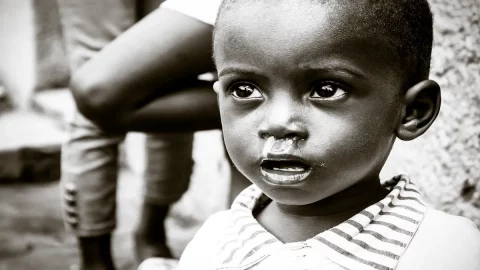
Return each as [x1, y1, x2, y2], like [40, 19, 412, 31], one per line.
[32, 0, 70, 91]
[0, 0, 69, 109]
[382, 0, 480, 225]
[0, 0, 35, 109]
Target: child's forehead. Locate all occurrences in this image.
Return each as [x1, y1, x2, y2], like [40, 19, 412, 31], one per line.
[214, 1, 388, 63]
[215, 1, 376, 47]
[214, 1, 404, 78]
[217, 0, 365, 25]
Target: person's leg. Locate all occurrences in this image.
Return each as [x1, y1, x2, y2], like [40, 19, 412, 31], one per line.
[57, 0, 135, 269]
[108, 1, 198, 264]
[68, 7, 217, 133]
[135, 133, 194, 261]
[60, 2, 243, 265]
[62, 112, 125, 270]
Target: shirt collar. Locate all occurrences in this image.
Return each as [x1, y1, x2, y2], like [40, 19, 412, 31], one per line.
[216, 175, 426, 270]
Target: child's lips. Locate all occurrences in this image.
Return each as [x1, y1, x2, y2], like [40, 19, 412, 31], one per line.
[260, 158, 312, 185]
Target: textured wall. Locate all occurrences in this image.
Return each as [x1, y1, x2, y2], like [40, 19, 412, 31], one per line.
[381, 0, 480, 225]
[0, 0, 35, 109]
[32, 0, 70, 91]
[0, 0, 70, 109]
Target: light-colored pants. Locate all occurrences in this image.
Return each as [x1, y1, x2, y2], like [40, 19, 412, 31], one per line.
[57, 0, 193, 237]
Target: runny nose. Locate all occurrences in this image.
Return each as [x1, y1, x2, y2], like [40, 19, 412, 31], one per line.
[261, 135, 300, 157]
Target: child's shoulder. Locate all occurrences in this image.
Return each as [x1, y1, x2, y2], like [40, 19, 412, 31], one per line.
[397, 208, 480, 270]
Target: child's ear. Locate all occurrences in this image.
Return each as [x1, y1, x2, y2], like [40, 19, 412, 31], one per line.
[213, 81, 221, 94]
[396, 80, 441, 141]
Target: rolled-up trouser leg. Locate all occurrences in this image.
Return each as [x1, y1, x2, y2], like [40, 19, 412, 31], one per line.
[143, 133, 194, 206]
[57, 0, 134, 237]
[61, 111, 125, 237]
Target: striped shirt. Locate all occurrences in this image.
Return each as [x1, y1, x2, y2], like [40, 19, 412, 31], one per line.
[178, 175, 428, 270]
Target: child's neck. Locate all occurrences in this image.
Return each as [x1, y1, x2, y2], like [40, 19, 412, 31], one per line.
[256, 178, 389, 243]
[276, 178, 387, 216]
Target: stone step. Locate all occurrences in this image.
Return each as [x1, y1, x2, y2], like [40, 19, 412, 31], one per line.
[0, 110, 64, 182]
[0, 89, 72, 183]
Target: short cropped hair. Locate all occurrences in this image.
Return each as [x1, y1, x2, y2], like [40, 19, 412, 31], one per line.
[214, 0, 434, 88]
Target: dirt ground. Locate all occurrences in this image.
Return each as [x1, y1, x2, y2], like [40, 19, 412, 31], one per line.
[0, 131, 230, 270]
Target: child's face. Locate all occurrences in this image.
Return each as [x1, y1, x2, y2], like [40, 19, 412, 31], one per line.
[214, 3, 405, 205]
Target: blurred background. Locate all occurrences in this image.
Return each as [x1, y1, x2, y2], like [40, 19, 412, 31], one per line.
[0, 0, 478, 269]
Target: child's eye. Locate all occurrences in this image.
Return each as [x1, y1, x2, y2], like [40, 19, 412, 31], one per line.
[310, 82, 346, 99]
[231, 83, 263, 99]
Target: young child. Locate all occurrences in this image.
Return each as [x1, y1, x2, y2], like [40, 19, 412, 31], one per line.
[176, 0, 480, 269]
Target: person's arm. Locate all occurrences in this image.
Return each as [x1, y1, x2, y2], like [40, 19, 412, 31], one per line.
[124, 80, 221, 133]
[70, 8, 217, 133]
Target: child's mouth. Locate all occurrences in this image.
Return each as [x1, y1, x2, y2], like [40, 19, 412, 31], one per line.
[260, 159, 311, 185]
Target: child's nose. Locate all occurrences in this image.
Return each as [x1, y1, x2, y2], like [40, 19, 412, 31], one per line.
[257, 96, 308, 140]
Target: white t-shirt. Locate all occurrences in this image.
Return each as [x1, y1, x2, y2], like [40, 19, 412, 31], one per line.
[177, 176, 480, 270]
[161, 0, 222, 26]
